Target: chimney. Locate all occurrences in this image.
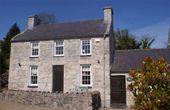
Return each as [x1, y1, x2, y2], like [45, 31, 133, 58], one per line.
[103, 6, 113, 24]
[27, 15, 40, 30]
[167, 28, 170, 48]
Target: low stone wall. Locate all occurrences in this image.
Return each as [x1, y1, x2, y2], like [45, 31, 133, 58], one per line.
[0, 90, 101, 110]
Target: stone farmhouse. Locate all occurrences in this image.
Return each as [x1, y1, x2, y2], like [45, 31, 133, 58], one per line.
[8, 6, 170, 108]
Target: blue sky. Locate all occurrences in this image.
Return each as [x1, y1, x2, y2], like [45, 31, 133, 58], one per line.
[0, 0, 170, 48]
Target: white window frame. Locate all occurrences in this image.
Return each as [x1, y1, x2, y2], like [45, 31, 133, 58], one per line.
[81, 64, 92, 87]
[30, 42, 39, 57]
[54, 40, 64, 56]
[81, 39, 92, 55]
[29, 65, 38, 86]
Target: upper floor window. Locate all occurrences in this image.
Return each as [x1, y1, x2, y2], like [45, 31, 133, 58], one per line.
[31, 42, 39, 57]
[54, 40, 64, 56]
[81, 64, 92, 87]
[29, 65, 38, 86]
[81, 39, 91, 55]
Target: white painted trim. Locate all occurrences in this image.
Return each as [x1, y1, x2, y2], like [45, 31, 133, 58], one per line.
[110, 73, 127, 76]
[28, 65, 38, 87]
[80, 39, 92, 56]
[53, 40, 64, 56]
[80, 64, 92, 87]
[30, 42, 40, 57]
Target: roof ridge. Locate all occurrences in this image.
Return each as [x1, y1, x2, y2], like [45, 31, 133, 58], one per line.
[59, 19, 104, 24]
[37, 19, 104, 26]
[115, 48, 170, 53]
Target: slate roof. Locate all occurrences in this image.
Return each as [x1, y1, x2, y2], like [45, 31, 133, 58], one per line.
[111, 49, 170, 73]
[12, 19, 107, 42]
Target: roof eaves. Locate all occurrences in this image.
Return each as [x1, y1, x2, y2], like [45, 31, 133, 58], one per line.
[11, 29, 28, 42]
[12, 33, 105, 43]
[115, 48, 170, 53]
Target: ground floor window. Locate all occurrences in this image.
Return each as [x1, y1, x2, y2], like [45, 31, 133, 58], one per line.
[81, 64, 91, 86]
[29, 65, 38, 86]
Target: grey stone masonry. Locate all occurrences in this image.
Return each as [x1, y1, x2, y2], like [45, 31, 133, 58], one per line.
[104, 6, 113, 24]
[27, 15, 40, 30]
[9, 36, 112, 107]
[0, 90, 101, 110]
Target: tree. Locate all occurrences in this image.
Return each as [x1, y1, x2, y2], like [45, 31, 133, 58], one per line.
[140, 36, 155, 49]
[1, 23, 20, 74]
[0, 41, 2, 74]
[115, 29, 141, 50]
[36, 13, 56, 24]
[128, 57, 170, 110]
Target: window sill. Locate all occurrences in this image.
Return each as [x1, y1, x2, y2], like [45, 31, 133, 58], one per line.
[54, 55, 64, 57]
[80, 54, 91, 57]
[28, 85, 38, 88]
[80, 85, 92, 88]
[29, 56, 39, 58]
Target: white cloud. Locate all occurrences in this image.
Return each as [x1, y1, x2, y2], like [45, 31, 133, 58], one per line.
[131, 18, 170, 48]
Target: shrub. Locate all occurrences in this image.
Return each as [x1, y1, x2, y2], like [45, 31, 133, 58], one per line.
[128, 57, 170, 110]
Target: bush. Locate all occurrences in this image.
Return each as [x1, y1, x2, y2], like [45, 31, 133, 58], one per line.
[128, 57, 170, 110]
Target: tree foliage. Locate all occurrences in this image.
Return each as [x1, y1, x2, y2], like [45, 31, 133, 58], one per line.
[1, 23, 20, 74]
[140, 36, 155, 49]
[115, 29, 141, 50]
[36, 13, 56, 24]
[0, 41, 2, 74]
[115, 29, 155, 50]
[128, 57, 170, 110]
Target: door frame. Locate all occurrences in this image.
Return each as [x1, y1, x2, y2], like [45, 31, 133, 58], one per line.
[52, 65, 64, 92]
[110, 74, 127, 106]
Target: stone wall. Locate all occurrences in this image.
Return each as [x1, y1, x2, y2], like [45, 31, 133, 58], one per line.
[9, 37, 111, 107]
[126, 74, 134, 107]
[0, 90, 101, 110]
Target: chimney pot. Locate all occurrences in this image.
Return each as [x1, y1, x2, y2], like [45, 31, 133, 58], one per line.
[27, 15, 40, 30]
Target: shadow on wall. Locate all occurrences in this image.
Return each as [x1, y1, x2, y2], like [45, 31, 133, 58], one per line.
[92, 91, 101, 110]
[0, 71, 8, 90]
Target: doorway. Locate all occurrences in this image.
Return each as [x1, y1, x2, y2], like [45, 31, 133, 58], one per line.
[52, 65, 64, 92]
[111, 75, 126, 107]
